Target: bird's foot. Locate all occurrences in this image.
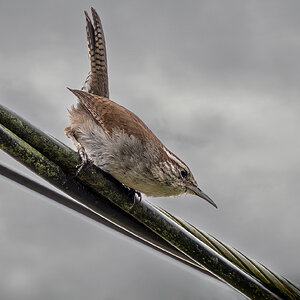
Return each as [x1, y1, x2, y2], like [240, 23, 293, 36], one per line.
[75, 142, 93, 176]
[76, 150, 93, 176]
[128, 189, 142, 211]
[67, 132, 93, 176]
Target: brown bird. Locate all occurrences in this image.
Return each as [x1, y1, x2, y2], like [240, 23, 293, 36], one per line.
[65, 8, 217, 208]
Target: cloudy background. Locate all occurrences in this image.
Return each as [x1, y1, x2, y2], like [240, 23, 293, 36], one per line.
[1, 0, 300, 299]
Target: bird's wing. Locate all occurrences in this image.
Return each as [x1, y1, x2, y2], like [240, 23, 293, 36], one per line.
[82, 8, 109, 98]
[68, 89, 162, 145]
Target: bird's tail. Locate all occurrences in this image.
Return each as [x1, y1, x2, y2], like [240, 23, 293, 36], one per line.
[82, 7, 109, 98]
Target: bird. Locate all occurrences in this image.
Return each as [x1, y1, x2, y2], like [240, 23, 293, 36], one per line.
[65, 8, 217, 208]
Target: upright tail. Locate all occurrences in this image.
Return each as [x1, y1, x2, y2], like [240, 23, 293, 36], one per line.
[82, 8, 109, 98]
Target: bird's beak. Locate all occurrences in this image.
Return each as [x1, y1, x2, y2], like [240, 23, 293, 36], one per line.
[187, 186, 217, 208]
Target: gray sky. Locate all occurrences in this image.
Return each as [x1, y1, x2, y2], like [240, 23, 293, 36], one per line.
[0, 0, 299, 299]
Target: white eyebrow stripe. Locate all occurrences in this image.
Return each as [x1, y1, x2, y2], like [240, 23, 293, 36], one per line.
[164, 147, 187, 170]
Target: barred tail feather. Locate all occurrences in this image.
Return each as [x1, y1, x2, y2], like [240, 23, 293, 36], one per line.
[82, 8, 109, 98]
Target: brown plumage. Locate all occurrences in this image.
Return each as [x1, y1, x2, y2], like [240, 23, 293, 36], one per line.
[68, 88, 164, 147]
[83, 7, 109, 97]
[65, 8, 217, 207]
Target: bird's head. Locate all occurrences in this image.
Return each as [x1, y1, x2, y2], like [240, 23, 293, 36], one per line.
[160, 148, 217, 208]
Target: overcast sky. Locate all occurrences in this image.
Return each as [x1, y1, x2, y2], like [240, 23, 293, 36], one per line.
[0, 1, 300, 299]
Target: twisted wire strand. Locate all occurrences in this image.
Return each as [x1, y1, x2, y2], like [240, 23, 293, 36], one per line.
[1, 105, 299, 299]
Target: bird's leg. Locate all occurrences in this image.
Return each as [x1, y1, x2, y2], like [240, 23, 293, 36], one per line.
[67, 131, 93, 175]
[76, 145, 90, 175]
[128, 188, 142, 211]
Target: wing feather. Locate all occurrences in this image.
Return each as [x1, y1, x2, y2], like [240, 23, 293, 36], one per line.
[68, 89, 163, 146]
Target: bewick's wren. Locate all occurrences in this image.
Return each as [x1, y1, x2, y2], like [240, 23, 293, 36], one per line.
[65, 8, 217, 208]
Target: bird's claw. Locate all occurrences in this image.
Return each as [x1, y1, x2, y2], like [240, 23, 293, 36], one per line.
[129, 189, 142, 211]
[76, 147, 93, 176]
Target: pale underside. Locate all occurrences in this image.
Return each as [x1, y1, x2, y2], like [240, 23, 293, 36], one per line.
[66, 103, 187, 197]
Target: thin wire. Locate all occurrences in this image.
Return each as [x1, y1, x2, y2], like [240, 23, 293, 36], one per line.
[0, 163, 214, 277]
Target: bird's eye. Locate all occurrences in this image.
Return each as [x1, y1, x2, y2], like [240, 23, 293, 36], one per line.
[180, 168, 188, 178]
